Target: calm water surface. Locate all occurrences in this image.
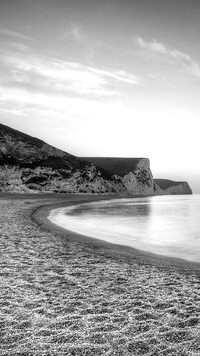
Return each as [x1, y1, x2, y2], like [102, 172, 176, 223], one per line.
[48, 195, 200, 263]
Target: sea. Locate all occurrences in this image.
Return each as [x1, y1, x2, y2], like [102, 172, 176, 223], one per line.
[48, 194, 200, 263]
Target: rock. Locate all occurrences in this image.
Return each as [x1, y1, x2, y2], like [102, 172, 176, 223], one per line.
[84, 157, 155, 195]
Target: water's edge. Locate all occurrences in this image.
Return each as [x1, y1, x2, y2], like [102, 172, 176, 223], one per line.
[48, 195, 200, 263]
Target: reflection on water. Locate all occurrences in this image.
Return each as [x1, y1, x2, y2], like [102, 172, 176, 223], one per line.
[48, 195, 200, 263]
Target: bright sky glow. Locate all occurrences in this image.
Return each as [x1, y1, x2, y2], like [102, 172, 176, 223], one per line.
[0, 0, 200, 191]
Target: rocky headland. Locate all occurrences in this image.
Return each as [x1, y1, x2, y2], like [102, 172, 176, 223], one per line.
[0, 123, 192, 195]
[84, 157, 192, 196]
[154, 179, 192, 195]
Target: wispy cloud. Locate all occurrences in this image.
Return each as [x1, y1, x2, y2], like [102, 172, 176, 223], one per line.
[170, 49, 200, 77]
[0, 84, 125, 127]
[136, 37, 167, 54]
[89, 67, 140, 85]
[0, 49, 141, 98]
[71, 26, 82, 41]
[62, 24, 83, 42]
[136, 36, 200, 77]
[0, 28, 32, 41]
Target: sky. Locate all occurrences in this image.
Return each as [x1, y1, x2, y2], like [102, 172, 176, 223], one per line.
[0, 0, 200, 191]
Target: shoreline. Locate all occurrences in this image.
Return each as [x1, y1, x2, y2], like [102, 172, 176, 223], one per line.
[32, 194, 200, 276]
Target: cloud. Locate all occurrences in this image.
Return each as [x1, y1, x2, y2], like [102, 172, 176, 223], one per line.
[136, 37, 167, 54]
[9, 42, 31, 52]
[0, 49, 141, 98]
[0, 28, 32, 41]
[136, 36, 200, 77]
[0, 84, 124, 127]
[170, 49, 200, 77]
[62, 24, 83, 42]
[71, 26, 82, 41]
[89, 67, 141, 85]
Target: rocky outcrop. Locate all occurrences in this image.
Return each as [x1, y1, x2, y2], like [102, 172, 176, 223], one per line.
[154, 179, 192, 195]
[122, 159, 154, 195]
[84, 157, 155, 195]
[0, 163, 114, 194]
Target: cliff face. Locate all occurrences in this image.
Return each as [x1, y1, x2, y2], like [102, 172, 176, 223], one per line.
[0, 124, 144, 194]
[84, 157, 155, 195]
[85, 158, 192, 196]
[0, 123, 192, 195]
[82, 157, 146, 177]
[0, 123, 113, 193]
[122, 158, 154, 195]
[154, 179, 192, 195]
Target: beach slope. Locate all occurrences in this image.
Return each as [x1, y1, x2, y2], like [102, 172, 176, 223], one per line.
[0, 194, 200, 356]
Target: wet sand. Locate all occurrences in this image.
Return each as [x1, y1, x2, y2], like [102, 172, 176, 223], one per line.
[1, 193, 200, 356]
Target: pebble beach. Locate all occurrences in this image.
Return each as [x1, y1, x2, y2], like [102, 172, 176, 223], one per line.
[1, 194, 200, 356]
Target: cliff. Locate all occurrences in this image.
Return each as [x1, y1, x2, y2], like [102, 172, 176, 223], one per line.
[84, 158, 192, 196]
[0, 123, 87, 170]
[0, 123, 112, 193]
[0, 123, 152, 194]
[0, 123, 192, 195]
[154, 179, 192, 195]
[83, 157, 154, 195]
